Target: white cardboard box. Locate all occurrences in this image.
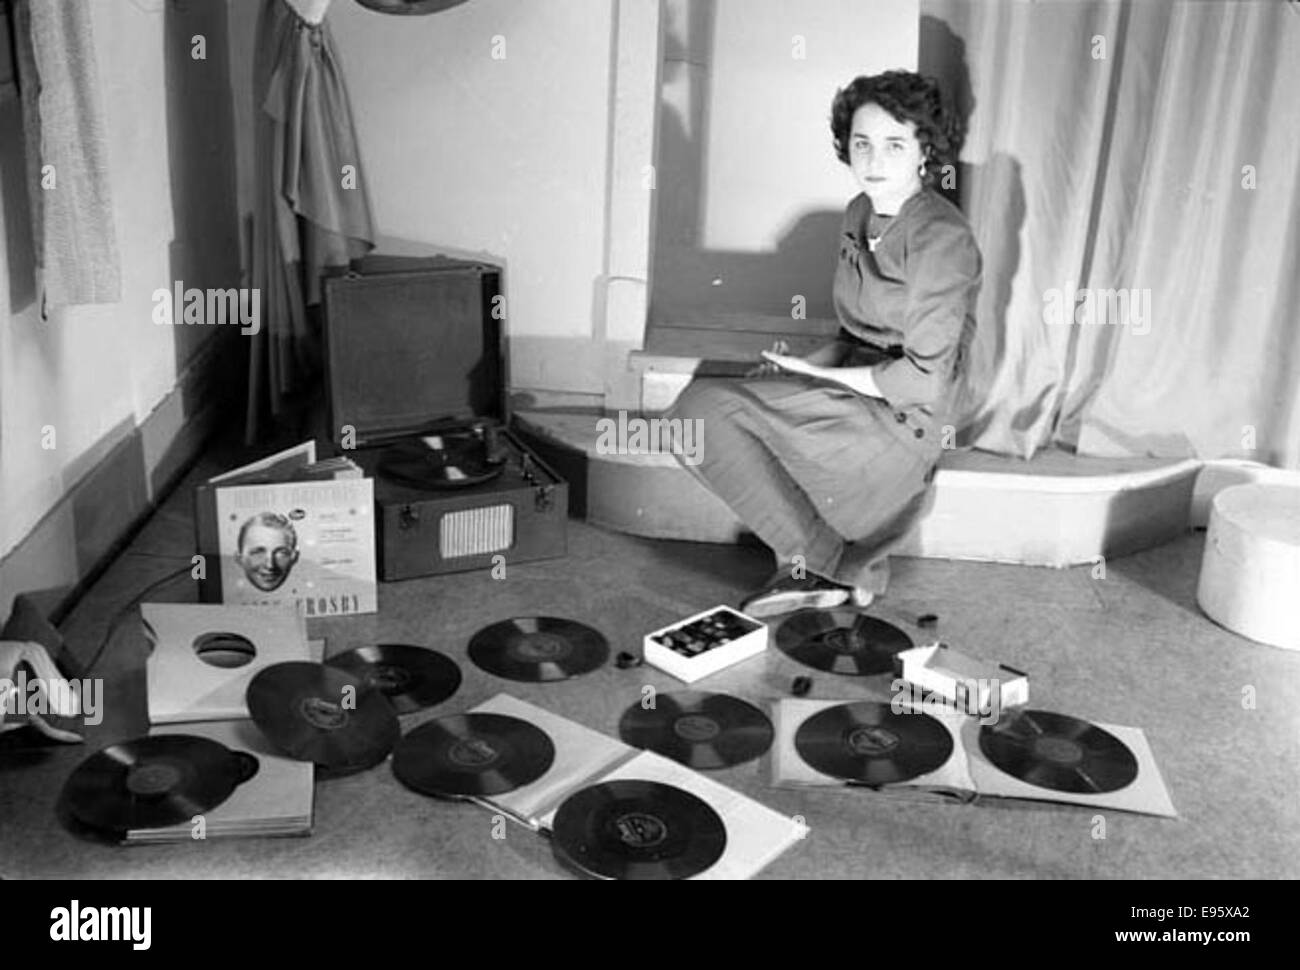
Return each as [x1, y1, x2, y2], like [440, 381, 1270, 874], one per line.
[895, 642, 1029, 716]
[643, 606, 767, 683]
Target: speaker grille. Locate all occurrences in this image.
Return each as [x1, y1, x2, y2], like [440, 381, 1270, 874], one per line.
[439, 505, 514, 558]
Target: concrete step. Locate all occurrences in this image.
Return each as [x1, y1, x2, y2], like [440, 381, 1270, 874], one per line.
[512, 407, 1204, 568]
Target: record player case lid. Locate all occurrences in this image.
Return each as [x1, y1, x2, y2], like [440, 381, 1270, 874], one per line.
[322, 254, 508, 447]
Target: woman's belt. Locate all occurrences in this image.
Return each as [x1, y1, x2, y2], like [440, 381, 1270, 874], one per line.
[839, 328, 903, 360]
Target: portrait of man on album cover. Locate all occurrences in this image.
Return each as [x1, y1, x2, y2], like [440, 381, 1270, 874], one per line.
[235, 512, 300, 593]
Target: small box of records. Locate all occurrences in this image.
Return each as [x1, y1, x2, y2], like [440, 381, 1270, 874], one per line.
[194, 440, 377, 617]
[895, 642, 1029, 717]
[643, 606, 767, 683]
[321, 254, 568, 581]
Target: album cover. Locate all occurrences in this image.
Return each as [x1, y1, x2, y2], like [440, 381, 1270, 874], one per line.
[770, 698, 1177, 817]
[142, 603, 312, 725]
[212, 477, 376, 617]
[469, 693, 633, 827]
[540, 750, 808, 881]
[468, 694, 807, 879]
[959, 714, 1178, 818]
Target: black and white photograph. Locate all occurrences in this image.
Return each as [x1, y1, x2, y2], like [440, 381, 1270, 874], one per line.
[0, 0, 1295, 933]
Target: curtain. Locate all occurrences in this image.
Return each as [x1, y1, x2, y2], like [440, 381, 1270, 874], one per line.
[246, 0, 374, 442]
[925, 0, 1300, 468]
[12, 0, 121, 313]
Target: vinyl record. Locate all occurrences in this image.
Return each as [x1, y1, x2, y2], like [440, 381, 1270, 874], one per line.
[391, 713, 555, 798]
[551, 780, 727, 880]
[978, 709, 1139, 794]
[468, 617, 609, 682]
[62, 735, 256, 834]
[377, 433, 502, 490]
[326, 644, 461, 714]
[775, 608, 913, 675]
[246, 662, 400, 769]
[618, 692, 774, 770]
[795, 701, 953, 786]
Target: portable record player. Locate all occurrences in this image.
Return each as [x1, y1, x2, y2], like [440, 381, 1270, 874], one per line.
[322, 254, 568, 581]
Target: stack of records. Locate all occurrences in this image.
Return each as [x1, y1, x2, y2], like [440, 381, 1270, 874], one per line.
[126, 719, 314, 843]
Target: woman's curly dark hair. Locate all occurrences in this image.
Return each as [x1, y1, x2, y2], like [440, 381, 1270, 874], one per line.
[830, 71, 964, 187]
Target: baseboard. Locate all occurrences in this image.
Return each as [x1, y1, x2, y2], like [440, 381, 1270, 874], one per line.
[0, 335, 243, 624]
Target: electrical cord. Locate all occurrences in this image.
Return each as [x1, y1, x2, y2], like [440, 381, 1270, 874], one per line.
[78, 563, 194, 678]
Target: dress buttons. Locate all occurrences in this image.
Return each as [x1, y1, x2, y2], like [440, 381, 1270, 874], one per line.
[895, 412, 907, 424]
[914, 427, 925, 439]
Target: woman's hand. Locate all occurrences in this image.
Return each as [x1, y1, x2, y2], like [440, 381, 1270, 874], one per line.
[746, 340, 792, 378]
[760, 350, 826, 380]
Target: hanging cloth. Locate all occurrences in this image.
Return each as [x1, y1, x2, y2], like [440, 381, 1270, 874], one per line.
[246, 0, 375, 441]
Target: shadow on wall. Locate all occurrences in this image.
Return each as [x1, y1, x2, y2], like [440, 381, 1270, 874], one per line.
[919, 13, 1026, 448]
[161, 0, 245, 476]
[650, 0, 841, 327]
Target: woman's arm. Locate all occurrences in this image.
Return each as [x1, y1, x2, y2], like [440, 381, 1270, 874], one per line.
[872, 214, 981, 409]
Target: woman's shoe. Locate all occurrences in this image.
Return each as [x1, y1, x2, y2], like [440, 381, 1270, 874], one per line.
[848, 587, 875, 609]
[739, 572, 851, 618]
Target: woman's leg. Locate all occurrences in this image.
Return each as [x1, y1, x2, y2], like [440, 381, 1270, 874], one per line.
[667, 377, 846, 579]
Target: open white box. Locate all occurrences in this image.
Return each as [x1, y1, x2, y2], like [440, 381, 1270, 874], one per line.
[895, 642, 1029, 716]
[643, 605, 767, 683]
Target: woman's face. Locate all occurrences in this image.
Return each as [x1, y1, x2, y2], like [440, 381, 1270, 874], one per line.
[847, 101, 925, 213]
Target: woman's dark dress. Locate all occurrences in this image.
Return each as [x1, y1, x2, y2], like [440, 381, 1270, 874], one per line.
[668, 187, 981, 585]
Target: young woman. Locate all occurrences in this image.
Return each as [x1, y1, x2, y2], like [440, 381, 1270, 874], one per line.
[668, 71, 981, 618]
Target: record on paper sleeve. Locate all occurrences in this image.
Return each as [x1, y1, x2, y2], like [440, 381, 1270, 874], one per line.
[978, 709, 1139, 794]
[551, 780, 727, 880]
[391, 712, 556, 798]
[794, 701, 953, 786]
[62, 735, 257, 834]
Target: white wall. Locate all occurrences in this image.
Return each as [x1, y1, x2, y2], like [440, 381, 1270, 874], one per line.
[0, 0, 239, 562]
[323, 0, 618, 394]
[653, 0, 918, 324]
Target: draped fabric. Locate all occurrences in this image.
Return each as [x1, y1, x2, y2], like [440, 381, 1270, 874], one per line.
[12, 0, 121, 312]
[925, 0, 1300, 468]
[246, 0, 374, 442]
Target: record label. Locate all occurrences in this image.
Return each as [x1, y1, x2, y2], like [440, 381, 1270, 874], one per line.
[246, 662, 400, 770]
[468, 617, 609, 682]
[551, 780, 727, 880]
[327, 644, 462, 714]
[978, 709, 1139, 794]
[618, 692, 774, 770]
[794, 702, 953, 786]
[392, 712, 556, 798]
[775, 608, 913, 675]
